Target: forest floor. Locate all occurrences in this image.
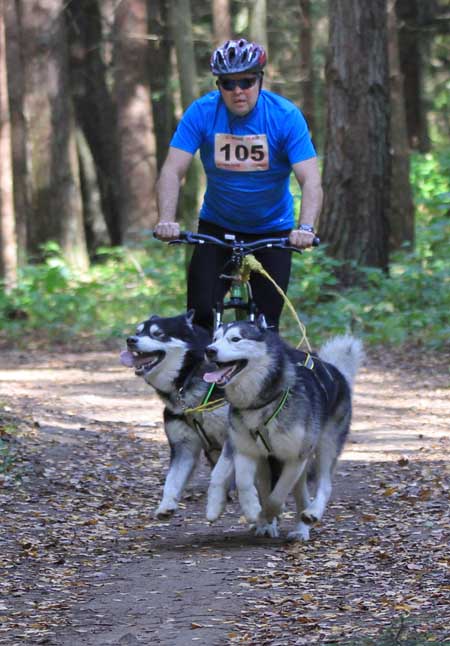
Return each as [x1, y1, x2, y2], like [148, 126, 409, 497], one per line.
[0, 344, 449, 646]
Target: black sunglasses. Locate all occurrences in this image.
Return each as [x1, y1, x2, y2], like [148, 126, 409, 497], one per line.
[218, 76, 259, 91]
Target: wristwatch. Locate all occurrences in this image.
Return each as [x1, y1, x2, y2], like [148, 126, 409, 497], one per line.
[298, 223, 315, 233]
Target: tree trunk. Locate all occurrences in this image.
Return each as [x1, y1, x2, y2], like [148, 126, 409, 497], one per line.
[396, 0, 430, 151]
[4, 0, 29, 265]
[113, 0, 158, 242]
[77, 129, 111, 255]
[0, 0, 17, 289]
[168, 0, 201, 234]
[387, 0, 414, 252]
[212, 0, 231, 45]
[66, 0, 121, 246]
[321, 0, 390, 280]
[168, 0, 198, 111]
[148, 0, 176, 171]
[250, 0, 268, 51]
[299, 0, 315, 136]
[20, 0, 88, 270]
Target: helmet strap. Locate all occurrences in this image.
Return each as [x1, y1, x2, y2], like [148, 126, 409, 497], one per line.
[258, 71, 264, 94]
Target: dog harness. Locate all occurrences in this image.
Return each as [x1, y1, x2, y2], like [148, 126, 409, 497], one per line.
[249, 352, 336, 455]
[181, 383, 226, 464]
[250, 387, 291, 454]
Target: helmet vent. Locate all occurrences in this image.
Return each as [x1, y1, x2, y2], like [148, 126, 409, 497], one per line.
[210, 39, 267, 76]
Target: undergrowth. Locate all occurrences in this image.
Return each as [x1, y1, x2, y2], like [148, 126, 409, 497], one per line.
[0, 151, 448, 351]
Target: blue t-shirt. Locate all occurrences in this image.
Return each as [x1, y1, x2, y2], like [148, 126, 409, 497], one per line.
[170, 90, 316, 233]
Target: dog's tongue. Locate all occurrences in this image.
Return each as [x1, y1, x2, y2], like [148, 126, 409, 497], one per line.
[120, 350, 135, 368]
[203, 366, 231, 384]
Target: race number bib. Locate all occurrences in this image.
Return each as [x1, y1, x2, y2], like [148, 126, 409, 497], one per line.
[214, 133, 269, 171]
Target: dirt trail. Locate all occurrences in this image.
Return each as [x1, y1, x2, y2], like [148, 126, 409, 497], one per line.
[0, 349, 449, 645]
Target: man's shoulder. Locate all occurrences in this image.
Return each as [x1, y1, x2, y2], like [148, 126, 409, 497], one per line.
[189, 91, 220, 112]
[260, 90, 301, 115]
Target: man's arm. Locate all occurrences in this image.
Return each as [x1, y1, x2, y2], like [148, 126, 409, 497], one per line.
[154, 147, 194, 240]
[289, 157, 323, 249]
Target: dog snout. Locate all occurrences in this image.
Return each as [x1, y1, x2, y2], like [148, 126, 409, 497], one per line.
[127, 336, 138, 347]
[205, 346, 217, 361]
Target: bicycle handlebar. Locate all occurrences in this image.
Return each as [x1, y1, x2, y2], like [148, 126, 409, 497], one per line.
[154, 230, 320, 254]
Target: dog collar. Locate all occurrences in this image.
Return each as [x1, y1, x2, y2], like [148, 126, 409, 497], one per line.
[183, 383, 226, 415]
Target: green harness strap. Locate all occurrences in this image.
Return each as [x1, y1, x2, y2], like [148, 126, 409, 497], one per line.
[253, 388, 290, 454]
[184, 383, 225, 455]
[253, 353, 315, 454]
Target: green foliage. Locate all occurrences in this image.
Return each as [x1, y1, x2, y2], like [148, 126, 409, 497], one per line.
[282, 150, 449, 349]
[0, 241, 187, 346]
[411, 149, 450, 219]
[0, 152, 448, 351]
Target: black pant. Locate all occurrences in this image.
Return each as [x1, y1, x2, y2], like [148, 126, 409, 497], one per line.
[187, 220, 292, 334]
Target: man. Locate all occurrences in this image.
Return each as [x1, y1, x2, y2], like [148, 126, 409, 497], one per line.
[155, 38, 323, 333]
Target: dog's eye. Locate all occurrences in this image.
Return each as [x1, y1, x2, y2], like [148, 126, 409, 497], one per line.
[151, 330, 164, 339]
[231, 336, 241, 343]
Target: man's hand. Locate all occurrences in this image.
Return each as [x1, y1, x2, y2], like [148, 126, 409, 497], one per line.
[154, 221, 181, 241]
[289, 228, 315, 249]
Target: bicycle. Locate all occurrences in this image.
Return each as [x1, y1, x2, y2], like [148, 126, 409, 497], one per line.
[156, 230, 319, 333]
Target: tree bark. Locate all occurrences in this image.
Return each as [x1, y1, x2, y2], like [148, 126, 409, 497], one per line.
[387, 0, 414, 252]
[250, 0, 268, 51]
[4, 0, 29, 264]
[148, 0, 176, 171]
[321, 0, 391, 280]
[66, 0, 121, 246]
[299, 0, 315, 136]
[20, 0, 88, 270]
[113, 0, 158, 242]
[77, 128, 111, 255]
[168, 0, 201, 234]
[168, 0, 198, 110]
[0, 0, 17, 289]
[249, 0, 269, 88]
[396, 0, 430, 151]
[212, 0, 231, 45]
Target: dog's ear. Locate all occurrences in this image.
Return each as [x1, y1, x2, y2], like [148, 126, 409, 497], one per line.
[256, 314, 268, 331]
[149, 315, 158, 321]
[185, 309, 195, 328]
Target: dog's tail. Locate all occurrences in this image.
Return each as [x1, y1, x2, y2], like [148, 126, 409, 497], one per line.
[318, 334, 364, 390]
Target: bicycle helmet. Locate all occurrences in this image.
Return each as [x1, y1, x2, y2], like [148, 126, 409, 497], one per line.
[210, 39, 267, 76]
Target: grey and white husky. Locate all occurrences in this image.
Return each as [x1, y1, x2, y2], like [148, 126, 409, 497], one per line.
[204, 318, 364, 540]
[120, 311, 229, 518]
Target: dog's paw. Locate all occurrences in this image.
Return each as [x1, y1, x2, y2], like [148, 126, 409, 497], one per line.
[206, 487, 227, 522]
[238, 488, 262, 524]
[287, 523, 310, 542]
[206, 502, 225, 523]
[300, 508, 320, 525]
[265, 496, 282, 522]
[255, 518, 279, 538]
[155, 501, 178, 519]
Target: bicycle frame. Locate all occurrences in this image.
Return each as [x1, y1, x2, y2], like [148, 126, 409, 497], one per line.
[160, 230, 318, 330]
[215, 233, 257, 327]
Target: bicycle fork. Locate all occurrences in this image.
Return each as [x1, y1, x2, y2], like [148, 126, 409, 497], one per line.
[214, 275, 257, 331]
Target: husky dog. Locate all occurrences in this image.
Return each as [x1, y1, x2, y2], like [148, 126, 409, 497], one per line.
[204, 318, 364, 540]
[120, 311, 229, 518]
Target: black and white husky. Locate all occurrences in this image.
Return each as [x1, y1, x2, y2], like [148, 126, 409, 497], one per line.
[204, 318, 364, 540]
[120, 311, 228, 518]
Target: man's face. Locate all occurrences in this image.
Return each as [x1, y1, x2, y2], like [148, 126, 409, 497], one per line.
[217, 72, 261, 116]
